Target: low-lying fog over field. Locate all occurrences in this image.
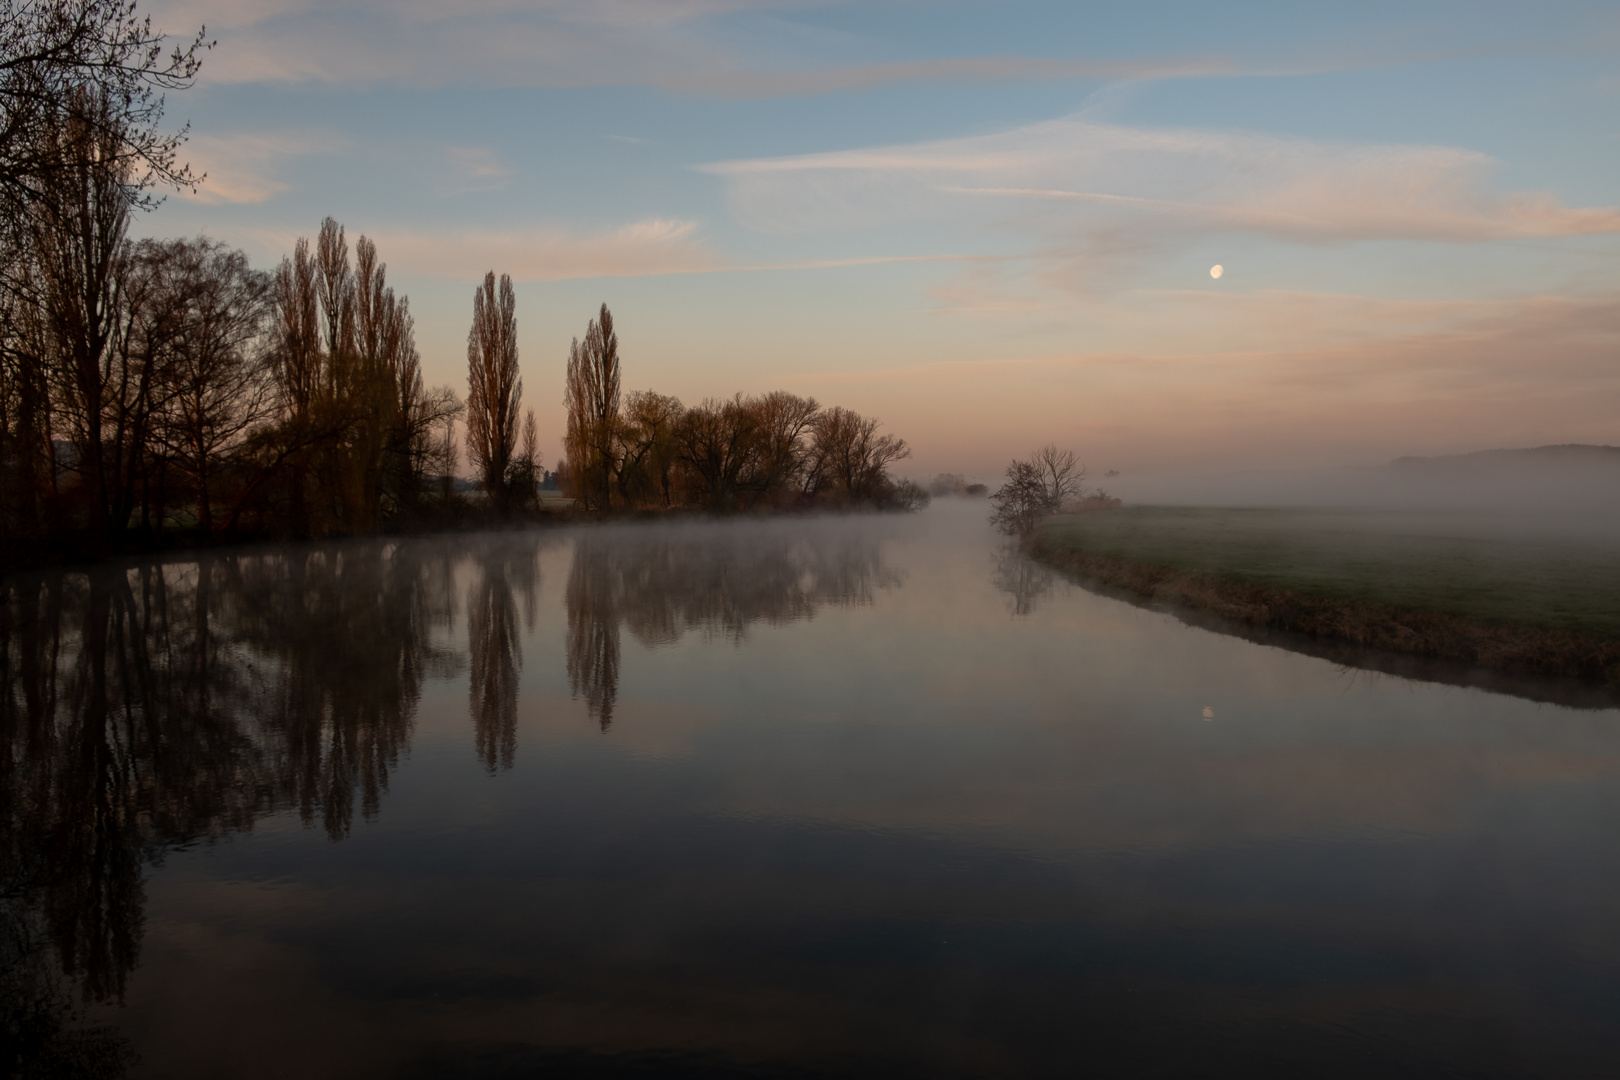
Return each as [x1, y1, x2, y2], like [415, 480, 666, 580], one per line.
[1106, 445, 1620, 525]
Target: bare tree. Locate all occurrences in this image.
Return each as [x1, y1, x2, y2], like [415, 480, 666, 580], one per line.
[567, 302, 622, 508]
[989, 459, 1051, 535]
[0, 0, 210, 222]
[748, 390, 819, 504]
[0, 0, 210, 541]
[586, 304, 619, 501]
[406, 383, 462, 504]
[271, 238, 320, 421]
[806, 406, 909, 505]
[465, 270, 520, 511]
[506, 407, 539, 510]
[348, 232, 420, 524]
[616, 389, 682, 507]
[989, 446, 1087, 535]
[30, 88, 134, 534]
[313, 216, 352, 386]
[1033, 444, 1085, 507]
[673, 395, 760, 511]
[152, 237, 272, 531]
[0, 274, 54, 535]
[563, 303, 620, 509]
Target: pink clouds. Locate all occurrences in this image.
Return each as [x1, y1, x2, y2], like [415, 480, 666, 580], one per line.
[705, 116, 1620, 244]
[782, 291, 1620, 472]
[371, 219, 722, 282]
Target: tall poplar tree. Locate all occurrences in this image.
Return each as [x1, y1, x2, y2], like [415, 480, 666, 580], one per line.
[563, 303, 620, 510]
[466, 271, 520, 512]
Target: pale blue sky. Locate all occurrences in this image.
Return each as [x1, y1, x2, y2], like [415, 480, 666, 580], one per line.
[140, 0, 1620, 475]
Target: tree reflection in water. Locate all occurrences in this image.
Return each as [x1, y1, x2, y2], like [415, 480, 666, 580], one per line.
[992, 542, 1056, 616]
[467, 538, 539, 771]
[229, 542, 461, 838]
[565, 522, 900, 730]
[0, 540, 466, 1072]
[566, 536, 620, 731]
[0, 524, 895, 1066]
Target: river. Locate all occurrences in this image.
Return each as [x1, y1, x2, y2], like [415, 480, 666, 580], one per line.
[5, 500, 1619, 1077]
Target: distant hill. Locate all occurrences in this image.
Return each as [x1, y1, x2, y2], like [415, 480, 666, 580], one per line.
[1390, 445, 1620, 470]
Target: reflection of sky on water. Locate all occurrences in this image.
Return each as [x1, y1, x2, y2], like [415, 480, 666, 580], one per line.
[7, 500, 1620, 1076]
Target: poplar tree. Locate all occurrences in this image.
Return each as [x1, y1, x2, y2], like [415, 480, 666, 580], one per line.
[466, 271, 520, 512]
[563, 303, 620, 510]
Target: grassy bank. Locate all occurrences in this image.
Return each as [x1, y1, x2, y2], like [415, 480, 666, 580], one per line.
[1033, 507, 1620, 685]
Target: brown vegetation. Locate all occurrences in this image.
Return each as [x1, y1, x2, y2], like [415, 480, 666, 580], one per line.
[0, 17, 465, 559]
[0, 0, 925, 572]
[465, 270, 523, 513]
[556, 304, 925, 515]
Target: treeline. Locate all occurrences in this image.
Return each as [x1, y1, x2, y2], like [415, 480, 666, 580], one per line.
[0, 3, 461, 549]
[0, 0, 924, 559]
[552, 304, 925, 513]
[0, 186, 462, 543]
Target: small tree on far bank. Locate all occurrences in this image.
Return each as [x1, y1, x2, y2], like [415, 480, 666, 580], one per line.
[990, 445, 1089, 535]
[1033, 444, 1085, 507]
[466, 271, 520, 511]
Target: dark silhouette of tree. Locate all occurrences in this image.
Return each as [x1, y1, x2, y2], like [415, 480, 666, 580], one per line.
[990, 459, 1050, 536]
[1033, 444, 1085, 507]
[805, 405, 911, 505]
[672, 395, 759, 511]
[245, 221, 449, 536]
[271, 237, 320, 421]
[466, 271, 520, 513]
[990, 446, 1089, 535]
[28, 89, 135, 536]
[150, 238, 273, 532]
[0, 0, 210, 547]
[616, 390, 683, 507]
[0, 0, 209, 225]
[563, 303, 619, 510]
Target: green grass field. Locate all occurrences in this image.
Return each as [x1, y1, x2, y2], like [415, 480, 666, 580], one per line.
[1040, 507, 1620, 639]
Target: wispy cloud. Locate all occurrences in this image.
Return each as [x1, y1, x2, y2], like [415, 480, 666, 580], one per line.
[704, 115, 1620, 244]
[368, 218, 722, 282]
[149, 0, 1233, 95]
[179, 130, 346, 204]
[442, 146, 514, 192]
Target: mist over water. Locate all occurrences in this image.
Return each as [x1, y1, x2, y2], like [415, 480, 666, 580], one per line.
[6, 503, 1620, 1077]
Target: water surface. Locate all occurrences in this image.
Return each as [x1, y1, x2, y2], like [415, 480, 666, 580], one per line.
[5, 502, 1620, 1077]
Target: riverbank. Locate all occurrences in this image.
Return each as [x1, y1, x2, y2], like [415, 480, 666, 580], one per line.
[0, 501, 582, 575]
[1032, 507, 1620, 685]
[0, 496, 931, 577]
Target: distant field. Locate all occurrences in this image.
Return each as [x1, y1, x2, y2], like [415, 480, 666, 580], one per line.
[1039, 506, 1620, 640]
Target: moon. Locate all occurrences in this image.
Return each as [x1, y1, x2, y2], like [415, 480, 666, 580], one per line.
[1209, 264, 1224, 279]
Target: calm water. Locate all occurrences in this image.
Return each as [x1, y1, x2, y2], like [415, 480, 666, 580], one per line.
[5, 501, 1620, 1077]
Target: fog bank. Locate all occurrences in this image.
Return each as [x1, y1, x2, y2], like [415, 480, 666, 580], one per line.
[1106, 445, 1620, 526]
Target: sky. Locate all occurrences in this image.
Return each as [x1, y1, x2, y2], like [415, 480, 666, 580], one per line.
[138, 0, 1620, 479]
